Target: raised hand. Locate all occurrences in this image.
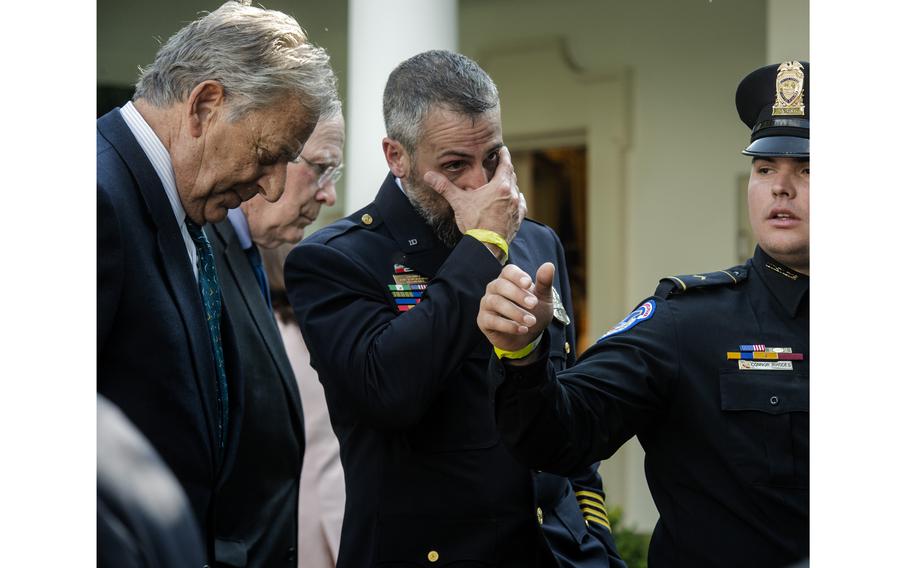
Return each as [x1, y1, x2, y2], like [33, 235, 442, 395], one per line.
[424, 146, 526, 244]
[477, 263, 555, 356]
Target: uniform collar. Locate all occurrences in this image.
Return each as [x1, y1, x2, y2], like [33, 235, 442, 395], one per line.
[752, 246, 809, 317]
[373, 172, 452, 254]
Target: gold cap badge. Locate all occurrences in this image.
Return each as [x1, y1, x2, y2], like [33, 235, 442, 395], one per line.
[772, 61, 805, 116]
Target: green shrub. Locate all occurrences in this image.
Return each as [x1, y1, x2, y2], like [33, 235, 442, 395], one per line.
[607, 506, 650, 568]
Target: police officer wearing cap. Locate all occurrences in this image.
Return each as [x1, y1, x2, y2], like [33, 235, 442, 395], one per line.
[477, 61, 810, 567]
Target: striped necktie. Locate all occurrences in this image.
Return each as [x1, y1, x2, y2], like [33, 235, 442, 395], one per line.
[185, 218, 228, 450]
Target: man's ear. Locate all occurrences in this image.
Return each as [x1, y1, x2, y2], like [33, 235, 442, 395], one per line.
[186, 81, 226, 138]
[382, 137, 410, 178]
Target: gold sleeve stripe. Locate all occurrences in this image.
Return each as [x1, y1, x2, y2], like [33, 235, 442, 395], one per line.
[575, 490, 605, 504]
[585, 515, 612, 530]
[581, 506, 610, 523]
[577, 498, 607, 512]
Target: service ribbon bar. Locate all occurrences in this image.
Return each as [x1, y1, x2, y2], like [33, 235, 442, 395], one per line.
[387, 283, 428, 292]
[727, 352, 804, 361]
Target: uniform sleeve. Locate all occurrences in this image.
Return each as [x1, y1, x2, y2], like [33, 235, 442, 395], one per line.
[493, 296, 680, 475]
[550, 230, 627, 566]
[568, 463, 628, 568]
[97, 184, 124, 354]
[284, 235, 502, 430]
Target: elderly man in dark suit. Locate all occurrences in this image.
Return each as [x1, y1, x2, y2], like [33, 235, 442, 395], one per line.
[96, 1, 336, 562]
[205, 102, 344, 568]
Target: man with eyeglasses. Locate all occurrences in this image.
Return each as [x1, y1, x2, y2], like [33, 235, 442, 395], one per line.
[203, 103, 343, 567]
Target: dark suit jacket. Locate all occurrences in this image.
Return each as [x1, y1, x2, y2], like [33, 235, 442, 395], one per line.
[98, 394, 206, 568]
[97, 108, 243, 562]
[205, 220, 306, 568]
[285, 174, 626, 568]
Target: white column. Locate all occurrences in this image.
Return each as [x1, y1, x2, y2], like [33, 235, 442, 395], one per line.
[345, 0, 458, 214]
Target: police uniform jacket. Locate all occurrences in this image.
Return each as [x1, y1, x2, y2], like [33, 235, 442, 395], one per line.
[493, 246, 808, 567]
[284, 174, 626, 568]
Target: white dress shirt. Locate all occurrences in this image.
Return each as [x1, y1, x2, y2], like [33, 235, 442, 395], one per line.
[119, 101, 199, 280]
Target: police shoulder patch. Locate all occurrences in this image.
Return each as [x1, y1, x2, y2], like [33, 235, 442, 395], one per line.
[598, 300, 656, 341]
[654, 265, 749, 299]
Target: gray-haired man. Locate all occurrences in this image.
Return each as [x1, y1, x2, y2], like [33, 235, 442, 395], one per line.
[97, 1, 336, 561]
[284, 50, 625, 568]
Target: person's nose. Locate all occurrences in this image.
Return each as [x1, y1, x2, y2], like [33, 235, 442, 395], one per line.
[259, 164, 288, 203]
[317, 181, 337, 207]
[462, 164, 493, 191]
[771, 170, 797, 199]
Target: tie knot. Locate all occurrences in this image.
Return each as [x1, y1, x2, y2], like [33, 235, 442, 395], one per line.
[185, 218, 208, 245]
[184, 217, 203, 239]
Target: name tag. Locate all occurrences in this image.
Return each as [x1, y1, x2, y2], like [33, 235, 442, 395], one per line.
[738, 360, 793, 371]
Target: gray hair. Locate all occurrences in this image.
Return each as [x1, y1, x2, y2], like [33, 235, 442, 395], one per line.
[321, 96, 343, 123]
[134, 0, 337, 123]
[383, 50, 499, 153]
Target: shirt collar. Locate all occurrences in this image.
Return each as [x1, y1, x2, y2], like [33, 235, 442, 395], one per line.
[752, 246, 809, 317]
[226, 207, 254, 249]
[118, 101, 187, 230]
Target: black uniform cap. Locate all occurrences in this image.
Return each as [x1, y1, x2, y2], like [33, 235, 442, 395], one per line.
[736, 61, 809, 158]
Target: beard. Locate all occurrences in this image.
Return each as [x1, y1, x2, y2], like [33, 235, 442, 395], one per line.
[400, 165, 462, 248]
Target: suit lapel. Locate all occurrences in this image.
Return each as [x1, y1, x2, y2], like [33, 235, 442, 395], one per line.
[211, 221, 306, 445]
[98, 110, 220, 460]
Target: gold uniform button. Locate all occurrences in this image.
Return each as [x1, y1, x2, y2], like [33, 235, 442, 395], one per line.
[427, 550, 439, 562]
[361, 213, 373, 225]
[564, 342, 571, 354]
[536, 507, 544, 525]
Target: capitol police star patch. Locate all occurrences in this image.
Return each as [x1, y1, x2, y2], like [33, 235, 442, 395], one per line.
[598, 300, 656, 341]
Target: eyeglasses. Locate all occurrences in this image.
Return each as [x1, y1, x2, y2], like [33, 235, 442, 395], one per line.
[298, 156, 344, 189]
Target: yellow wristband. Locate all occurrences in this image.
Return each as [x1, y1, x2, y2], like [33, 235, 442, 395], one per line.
[465, 229, 509, 262]
[494, 334, 543, 360]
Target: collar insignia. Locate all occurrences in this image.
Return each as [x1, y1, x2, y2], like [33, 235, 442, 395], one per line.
[765, 262, 799, 281]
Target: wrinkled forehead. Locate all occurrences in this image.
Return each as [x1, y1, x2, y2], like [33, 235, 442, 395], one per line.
[303, 122, 345, 162]
[417, 105, 502, 154]
[246, 98, 314, 149]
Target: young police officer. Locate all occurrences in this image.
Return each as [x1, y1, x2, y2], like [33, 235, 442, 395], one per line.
[477, 61, 810, 567]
